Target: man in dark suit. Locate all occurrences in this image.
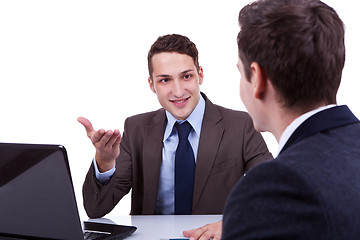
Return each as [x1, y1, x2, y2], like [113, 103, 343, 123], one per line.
[78, 34, 272, 239]
[222, 0, 360, 239]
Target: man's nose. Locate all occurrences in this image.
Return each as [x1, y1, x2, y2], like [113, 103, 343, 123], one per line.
[172, 79, 184, 97]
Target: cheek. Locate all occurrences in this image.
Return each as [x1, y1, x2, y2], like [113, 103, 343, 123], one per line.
[185, 79, 201, 93]
[239, 78, 246, 102]
[239, 78, 254, 115]
[153, 84, 167, 96]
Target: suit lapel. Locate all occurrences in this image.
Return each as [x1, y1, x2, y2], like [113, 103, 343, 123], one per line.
[192, 95, 224, 210]
[281, 105, 359, 154]
[142, 109, 167, 214]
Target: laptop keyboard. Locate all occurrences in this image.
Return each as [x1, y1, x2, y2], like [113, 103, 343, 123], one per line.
[82, 221, 137, 240]
[84, 230, 111, 240]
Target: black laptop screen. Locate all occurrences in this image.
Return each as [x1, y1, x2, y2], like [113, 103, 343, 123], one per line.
[0, 143, 84, 240]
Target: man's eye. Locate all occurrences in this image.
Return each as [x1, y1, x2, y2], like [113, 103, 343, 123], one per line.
[160, 78, 169, 83]
[184, 74, 191, 79]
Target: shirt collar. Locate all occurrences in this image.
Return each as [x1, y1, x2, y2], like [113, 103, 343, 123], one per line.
[275, 104, 336, 157]
[163, 95, 205, 141]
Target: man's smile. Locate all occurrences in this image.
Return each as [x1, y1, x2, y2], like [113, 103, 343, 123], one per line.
[170, 96, 190, 103]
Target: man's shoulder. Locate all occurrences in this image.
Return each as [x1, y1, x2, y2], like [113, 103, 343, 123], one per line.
[204, 98, 250, 120]
[271, 124, 360, 189]
[281, 121, 360, 158]
[202, 92, 251, 119]
[213, 103, 250, 118]
[126, 108, 165, 121]
[125, 108, 165, 126]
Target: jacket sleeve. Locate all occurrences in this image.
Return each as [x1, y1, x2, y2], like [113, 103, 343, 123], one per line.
[82, 120, 133, 218]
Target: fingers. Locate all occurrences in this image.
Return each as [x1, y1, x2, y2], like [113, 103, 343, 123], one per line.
[106, 129, 121, 148]
[96, 129, 121, 148]
[183, 221, 222, 240]
[112, 129, 122, 149]
[183, 229, 196, 238]
[78, 116, 121, 148]
[185, 227, 210, 240]
[77, 116, 95, 138]
[92, 128, 106, 144]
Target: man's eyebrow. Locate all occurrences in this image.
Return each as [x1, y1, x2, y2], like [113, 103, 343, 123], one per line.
[155, 69, 195, 78]
[155, 74, 171, 78]
[180, 69, 195, 75]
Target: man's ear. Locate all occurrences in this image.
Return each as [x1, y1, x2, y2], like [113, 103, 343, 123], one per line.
[250, 62, 267, 99]
[148, 77, 156, 93]
[198, 66, 204, 85]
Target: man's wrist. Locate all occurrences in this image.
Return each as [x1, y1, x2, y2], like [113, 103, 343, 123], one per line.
[93, 158, 116, 183]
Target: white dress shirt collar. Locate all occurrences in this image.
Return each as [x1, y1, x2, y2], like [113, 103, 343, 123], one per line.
[163, 95, 205, 141]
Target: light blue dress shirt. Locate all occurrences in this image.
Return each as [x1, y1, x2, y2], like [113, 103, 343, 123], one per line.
[155, 95, 205, 214]
[93, 95, 206, 214]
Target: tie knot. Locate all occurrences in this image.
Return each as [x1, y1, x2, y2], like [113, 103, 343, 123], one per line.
[175, 121, 192, 140]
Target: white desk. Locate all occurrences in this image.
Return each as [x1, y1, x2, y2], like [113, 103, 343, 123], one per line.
[88, 215, 222, 240]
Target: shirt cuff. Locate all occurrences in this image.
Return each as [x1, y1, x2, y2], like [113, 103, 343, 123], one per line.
[93, 158, 116, 184]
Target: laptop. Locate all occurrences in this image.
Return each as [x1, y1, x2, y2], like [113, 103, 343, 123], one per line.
[0, 142, 137, 240]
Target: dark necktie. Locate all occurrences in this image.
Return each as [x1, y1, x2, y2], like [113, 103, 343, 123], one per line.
[174, 121, 195, 215]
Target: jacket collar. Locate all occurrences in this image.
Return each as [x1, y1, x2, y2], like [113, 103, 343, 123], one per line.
[280, 105, 359, 154]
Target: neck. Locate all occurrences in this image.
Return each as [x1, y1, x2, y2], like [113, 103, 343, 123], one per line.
[269, 103, 329, 142]
[269, 109, 299, 142]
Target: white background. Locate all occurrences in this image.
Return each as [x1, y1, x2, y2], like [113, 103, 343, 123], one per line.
[1, 0, 359, 220]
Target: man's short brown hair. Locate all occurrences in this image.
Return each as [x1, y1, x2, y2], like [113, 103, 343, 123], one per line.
[148, 34, 200, 80]
[238, 0, 345, 109]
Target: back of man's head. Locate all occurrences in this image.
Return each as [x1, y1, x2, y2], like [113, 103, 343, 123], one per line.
[238, 0, 345, 111]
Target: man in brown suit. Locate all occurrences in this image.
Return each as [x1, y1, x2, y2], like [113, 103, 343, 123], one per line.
[78, 34, 272, 239]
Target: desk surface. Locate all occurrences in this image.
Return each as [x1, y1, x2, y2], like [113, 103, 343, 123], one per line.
[88, 215, 222, 240]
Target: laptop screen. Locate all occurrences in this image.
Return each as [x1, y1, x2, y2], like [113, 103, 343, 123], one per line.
[0, 143, 84, 239]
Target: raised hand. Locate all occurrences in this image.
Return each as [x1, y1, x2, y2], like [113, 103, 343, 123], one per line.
[77, 117, 121, 172]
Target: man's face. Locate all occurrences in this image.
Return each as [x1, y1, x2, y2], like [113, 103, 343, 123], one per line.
[148, 52, 203, 120]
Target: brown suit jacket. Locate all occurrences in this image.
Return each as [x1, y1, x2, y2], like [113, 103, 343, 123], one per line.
[83, 93, 272, 218]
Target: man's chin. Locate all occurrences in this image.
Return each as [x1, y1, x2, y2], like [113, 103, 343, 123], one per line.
[171, 111, 191, 121]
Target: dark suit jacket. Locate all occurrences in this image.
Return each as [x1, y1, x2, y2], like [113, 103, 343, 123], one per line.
[223, 105, 360, 239]
[83, 93, 272, 217]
